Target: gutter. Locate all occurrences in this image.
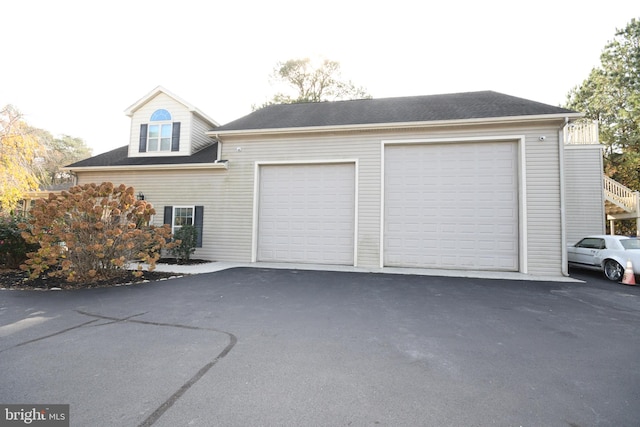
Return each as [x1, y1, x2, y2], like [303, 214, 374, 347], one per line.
[61, 161, 228, 173]
[207, 113, 582, 138]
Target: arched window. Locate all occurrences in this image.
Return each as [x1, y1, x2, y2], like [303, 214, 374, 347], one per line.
[150, 109, 172, 121]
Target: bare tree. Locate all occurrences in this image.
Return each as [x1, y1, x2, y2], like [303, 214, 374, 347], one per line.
[256, 58, 370, 108]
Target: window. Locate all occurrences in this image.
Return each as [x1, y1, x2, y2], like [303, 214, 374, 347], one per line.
[138, 110, 180, 153]
[173, 206, 194, 232]
[163, 205, 204, 247]
[148, 123, 172, 151]
[150, 109, 171, 121]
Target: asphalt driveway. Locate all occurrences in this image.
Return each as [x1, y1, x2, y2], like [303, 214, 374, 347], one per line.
[1, 268, 639, 426]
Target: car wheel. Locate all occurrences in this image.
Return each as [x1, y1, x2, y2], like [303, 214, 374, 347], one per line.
[604, 260, 624, 281]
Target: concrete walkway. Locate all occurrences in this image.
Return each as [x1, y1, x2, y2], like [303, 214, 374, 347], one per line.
[152, 260, 582, 282]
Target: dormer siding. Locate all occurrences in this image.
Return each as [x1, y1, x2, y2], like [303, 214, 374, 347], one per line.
[128, 92, 193, 157]
[192, 114, 216, 152]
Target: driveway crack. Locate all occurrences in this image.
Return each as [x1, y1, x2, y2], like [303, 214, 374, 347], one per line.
[74, 310, 237, 427]
[0, 319, 100, 354]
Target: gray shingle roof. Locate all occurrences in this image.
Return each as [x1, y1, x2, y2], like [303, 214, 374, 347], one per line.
[67, 143, 218, 168]
[69, 91, 577, 169]
[215, 91, 577, 132]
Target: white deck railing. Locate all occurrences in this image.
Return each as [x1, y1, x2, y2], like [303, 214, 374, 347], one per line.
[603, 175, 638, 212]
[565, 121, 599, 145]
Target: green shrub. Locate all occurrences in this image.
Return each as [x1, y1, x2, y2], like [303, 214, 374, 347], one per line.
[171, 224, 198, 263]
[0, 214, 38, 269]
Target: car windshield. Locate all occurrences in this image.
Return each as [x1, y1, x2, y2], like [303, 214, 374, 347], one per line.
[620, 238, 640, 250]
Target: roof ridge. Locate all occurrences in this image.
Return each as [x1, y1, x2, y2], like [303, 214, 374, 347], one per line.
[263, 90, 500, 108]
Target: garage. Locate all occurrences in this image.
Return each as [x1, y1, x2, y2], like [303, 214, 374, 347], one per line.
[384, 141, 519, 271]
[257, 163, 356, 265]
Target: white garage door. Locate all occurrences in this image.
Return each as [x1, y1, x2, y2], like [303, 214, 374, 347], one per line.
[257, 163, 355, 265]
[384, 141, 519, 271]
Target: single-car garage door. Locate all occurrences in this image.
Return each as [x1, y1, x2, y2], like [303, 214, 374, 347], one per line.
[384, 141, 519, 271]
[257, 163, 355, 265]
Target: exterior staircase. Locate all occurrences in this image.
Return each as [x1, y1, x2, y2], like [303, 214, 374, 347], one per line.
[564, 120, 639, 236]
[603, 175, 640, 235]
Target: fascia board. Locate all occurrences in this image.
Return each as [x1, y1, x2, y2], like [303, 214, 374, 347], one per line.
[124, 86, 167, 116]
[125, 86, 219, 126]
[207, 113, 583, 138]
[62, 162, 228, 173]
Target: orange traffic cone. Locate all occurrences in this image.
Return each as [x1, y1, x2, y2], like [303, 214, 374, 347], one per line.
[622, 260, 636, 285]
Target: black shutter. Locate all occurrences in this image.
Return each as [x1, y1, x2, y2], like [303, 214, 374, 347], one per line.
[171, 122, 181, 152]
[163, 206, 173, 243]
[163, 206, 172, 227]
[194, 206, 204, 248]
[139, 124, 148, 152]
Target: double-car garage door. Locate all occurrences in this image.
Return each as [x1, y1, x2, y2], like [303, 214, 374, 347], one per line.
[255, 141, 519, 271]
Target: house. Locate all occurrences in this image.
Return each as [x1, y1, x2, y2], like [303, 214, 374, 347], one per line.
[65, 86, 608, 278]
[16, 183, 74, 216]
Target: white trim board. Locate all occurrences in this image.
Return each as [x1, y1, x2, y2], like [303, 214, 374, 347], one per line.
[251, 159, 359, 266]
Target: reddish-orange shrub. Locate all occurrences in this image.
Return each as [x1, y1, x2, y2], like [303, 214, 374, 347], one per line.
[19, 182, 174, 282]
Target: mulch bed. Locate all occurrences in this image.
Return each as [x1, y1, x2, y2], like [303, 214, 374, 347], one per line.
[0, 259, 210, 290]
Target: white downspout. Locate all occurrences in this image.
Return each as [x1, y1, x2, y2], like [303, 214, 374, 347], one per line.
[558, 118, 569, 276]
[636, 191, 640, 237]
[214, 135, 222, 160]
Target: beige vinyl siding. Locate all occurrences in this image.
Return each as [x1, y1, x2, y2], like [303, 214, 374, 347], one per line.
[220, 122, 565, 275]
[564, 145, 605, 245]
[74, 169, 228, 260]
[128, 93, 192, 157]
[523, 127, 563, 276]
[191, 114, 216, 153]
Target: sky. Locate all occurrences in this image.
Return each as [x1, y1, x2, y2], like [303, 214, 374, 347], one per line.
[2, 0, 638, 155]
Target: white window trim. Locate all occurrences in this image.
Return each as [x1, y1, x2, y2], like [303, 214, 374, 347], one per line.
[148, 122, 173, 152]
[172, 205, 195, 234]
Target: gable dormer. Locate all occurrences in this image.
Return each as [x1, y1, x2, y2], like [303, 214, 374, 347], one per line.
[125, 86, 219, 158]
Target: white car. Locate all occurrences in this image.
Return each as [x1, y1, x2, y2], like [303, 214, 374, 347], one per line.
[567, 235, 640, 281]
